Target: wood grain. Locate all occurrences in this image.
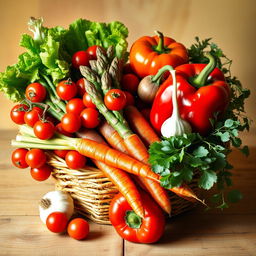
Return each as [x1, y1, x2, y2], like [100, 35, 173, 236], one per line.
[0, 130, 256, 255]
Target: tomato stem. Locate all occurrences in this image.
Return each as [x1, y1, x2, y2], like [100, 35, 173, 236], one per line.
[125, 210, 142, 229]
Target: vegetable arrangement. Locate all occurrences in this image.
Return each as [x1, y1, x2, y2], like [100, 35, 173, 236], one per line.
[0, 18, 250, 243]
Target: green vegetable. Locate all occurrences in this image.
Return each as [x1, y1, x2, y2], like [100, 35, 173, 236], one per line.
[0, 17, 129, 102]
[149, 38, 251, 209]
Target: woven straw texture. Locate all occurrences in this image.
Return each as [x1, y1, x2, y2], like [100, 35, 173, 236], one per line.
[48, 154, 200, 225]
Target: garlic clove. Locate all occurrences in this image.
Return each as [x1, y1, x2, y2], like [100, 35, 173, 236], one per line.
[160, 70, 192, 138]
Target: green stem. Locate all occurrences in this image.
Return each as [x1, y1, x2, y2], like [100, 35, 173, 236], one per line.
[190, 52, 216, 88]
[45, 100, 64, 121]
[11, 140, 72, 150]
[40, 76, 67, 113]
[154, 31, 164, 53]
[125, 210, 142, 229]
[151, 65, 174, 85]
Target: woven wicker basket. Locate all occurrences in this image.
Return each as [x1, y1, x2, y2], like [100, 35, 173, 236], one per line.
[48, 154, 200, 225]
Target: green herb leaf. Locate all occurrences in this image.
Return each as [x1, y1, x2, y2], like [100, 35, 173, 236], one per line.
[199, 170, 217, 190]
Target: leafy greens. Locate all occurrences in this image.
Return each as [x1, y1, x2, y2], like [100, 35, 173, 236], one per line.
[0, 18, 129, 102]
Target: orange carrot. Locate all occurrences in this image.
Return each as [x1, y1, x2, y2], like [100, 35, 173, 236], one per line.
[124, 105, 160, 147]
[94, 161, 145, 217]
[123, 105, 202, 204]
[76, 128, 144, 217]
[98, 121, 129, 154]
[75, 138, 160, 182]
[98, 122, 171, 214]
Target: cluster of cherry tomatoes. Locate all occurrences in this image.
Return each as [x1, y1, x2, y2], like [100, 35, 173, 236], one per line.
[46, 212, 90, 240]
[10, 45, 146, 178]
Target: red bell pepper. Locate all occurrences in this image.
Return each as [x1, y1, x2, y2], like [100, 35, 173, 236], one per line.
[109, 191, 165, 244]
[129, 31, 188, 78]
[150, 53, 230, 135]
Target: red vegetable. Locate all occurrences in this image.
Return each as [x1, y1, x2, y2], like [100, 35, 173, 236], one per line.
[24, 106, 43, 127]
[150, 53, 230, 135]
[25, 148, 46, 168]
[56, 123, 73, 137]
[121, 74, 140, 94]
[67, 218, 90, 240]
[30, 164, 52, 181]
[61, 113, 81, 133]
[124, 91, 135, 106]
[80, 108, 100, 128]
[10, 104, 29, 125]
[104, 89, 127, 111]
[11, 148, 29, 169]
[109, 191, 165, 243]
[86, 45, 105, 60]
[25, 83, 47, 102]
[130, 31, 188, 78]
[66, 98, 85, 115]
[46, 212, 68, 233]
[57, 79, 77, 101]
[33, 120, 55, 140]
[54, 150, 69, 159]
[65, 150, 87, 170]
[76, 78, 86, 97]
[72, 51, 90, 69]
[83, 92, 96, 108]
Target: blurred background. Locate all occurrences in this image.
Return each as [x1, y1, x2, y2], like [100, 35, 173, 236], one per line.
[0, 0, 255, 144]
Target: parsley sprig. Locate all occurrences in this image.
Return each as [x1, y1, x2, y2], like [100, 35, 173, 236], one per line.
[149, 37, 251, 209]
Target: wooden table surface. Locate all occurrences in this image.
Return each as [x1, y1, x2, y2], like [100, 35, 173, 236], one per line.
[0, 130, 255, 256]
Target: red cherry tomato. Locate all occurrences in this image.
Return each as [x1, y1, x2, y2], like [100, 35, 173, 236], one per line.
[65, 151, 87, 170]
[66, 98, 85, 115]
[86, 45, 105, 60]
[46, 212, 68, 233]
[104, 89, 127, 111]
[121, 74, 140, 94]
[80, 108, 100, 128]
[25, 83, 47, 102]
[33, 120, 55, 140]
[25, 148, 47, 168]
[54, 150, 69, 159]
[55, 123, 73, 137]
[24, 106, 43, 127]
[67, 218, 90, 240]
[30, 164, 52, 181]
[56, 80, 78, 100]
[61, 113, 81, 133]
[82, 92, 96, 108]
[11, 148, 29, 169]
[72, 51, 91, 69]
[76, 78, 86, 97]
[10, 104, 29, 125]
[124, 91, 135, 106]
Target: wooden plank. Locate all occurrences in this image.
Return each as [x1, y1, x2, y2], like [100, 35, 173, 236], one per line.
[0, 216, 123, 256]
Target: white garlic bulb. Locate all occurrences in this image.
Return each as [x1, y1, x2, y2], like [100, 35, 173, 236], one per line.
[161, 70, 192, 138]
[39, 190, 74, 224]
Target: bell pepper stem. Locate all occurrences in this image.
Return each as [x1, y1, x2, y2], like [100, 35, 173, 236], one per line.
[125, 210, 142, 229]
[191, 52, 216, 88]
[154, 31, 165, 52]
[151, 65, 174, 85]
